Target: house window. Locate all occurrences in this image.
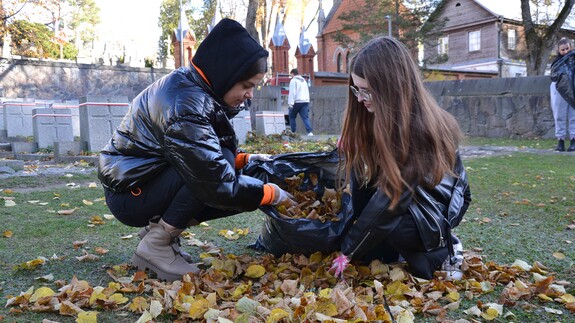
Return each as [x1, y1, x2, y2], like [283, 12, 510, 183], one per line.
[437, 36, 448, 55]
[468, 30, 481, 51]
[508, 29, 516, 50]
[337, 53, 342, 73]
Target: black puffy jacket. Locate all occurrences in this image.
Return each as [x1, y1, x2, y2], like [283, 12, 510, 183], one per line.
[340, 153, 471, 259]
[98, 67, 264, 212]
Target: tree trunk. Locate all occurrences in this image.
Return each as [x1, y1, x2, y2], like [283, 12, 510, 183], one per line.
[246, 0, 260, 44]
[521, 0, 574, 76]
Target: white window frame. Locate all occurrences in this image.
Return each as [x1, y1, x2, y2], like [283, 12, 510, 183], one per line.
[437, 36, 449, 55]
[468, 30, 481, 52]
[507, 29, 516, 50]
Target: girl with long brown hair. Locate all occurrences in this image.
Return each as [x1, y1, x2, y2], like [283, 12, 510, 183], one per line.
[335, 36, 472, 280]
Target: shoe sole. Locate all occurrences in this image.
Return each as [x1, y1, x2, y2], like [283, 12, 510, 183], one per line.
[131, 253, 192, 282]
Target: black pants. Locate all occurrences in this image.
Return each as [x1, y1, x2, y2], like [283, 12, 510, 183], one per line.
[359, 213, 455, 280]
[104, 148, 240, 229]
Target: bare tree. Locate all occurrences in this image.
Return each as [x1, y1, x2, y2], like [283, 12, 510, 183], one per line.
[246, 0, 259, 43]
[521, 0, 574, 75]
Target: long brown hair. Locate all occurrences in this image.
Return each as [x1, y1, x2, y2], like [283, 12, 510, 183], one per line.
[340, 36, 462, 208]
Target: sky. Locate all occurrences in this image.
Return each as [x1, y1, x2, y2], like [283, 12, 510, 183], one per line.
[92, 0, 334, 63]
[94, 0, 164, 61]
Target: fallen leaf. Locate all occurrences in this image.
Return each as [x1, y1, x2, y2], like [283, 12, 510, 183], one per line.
[57, 208, 77, 215]
[553, 252, 566, 260]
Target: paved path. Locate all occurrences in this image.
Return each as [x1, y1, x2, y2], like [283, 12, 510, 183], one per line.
[0, 142, 572, 184]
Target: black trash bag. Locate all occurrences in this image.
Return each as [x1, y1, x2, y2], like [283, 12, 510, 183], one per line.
[551, 50, 575, 108]
[243, 149, 354, 257]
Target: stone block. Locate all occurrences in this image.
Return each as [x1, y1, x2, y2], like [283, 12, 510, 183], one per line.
[33, 108, 74, 149]
[79, 96, 129, 152]
[255, 111, 286, 135]
[52, 101, 80, 137]
[0, 159, 24, 171]
[231, 110, 252, 144]
[3, 100, 35, 137]
[11, 141, 38, 153]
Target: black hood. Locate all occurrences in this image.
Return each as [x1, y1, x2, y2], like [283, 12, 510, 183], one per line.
[192, 18, 269, 100]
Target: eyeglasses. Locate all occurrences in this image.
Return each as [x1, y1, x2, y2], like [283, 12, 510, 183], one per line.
[349, 85, 372, 101]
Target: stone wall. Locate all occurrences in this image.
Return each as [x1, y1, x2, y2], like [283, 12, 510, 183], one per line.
[426, 76, 554, 139]
[0, 58, 172, 101]
[0, 59, 557, 139]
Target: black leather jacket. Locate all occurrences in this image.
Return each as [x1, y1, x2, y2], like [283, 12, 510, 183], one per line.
[98, 67, 264, 211]
[340, 153, 471, 259]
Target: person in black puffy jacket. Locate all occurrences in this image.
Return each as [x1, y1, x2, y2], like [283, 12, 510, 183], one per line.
[98, 19, 295, 282]
[334, 36, 471, 281]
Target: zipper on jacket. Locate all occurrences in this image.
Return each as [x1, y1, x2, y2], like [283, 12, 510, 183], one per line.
[348, 230, 372, 258]
[418, 202, 445, 248]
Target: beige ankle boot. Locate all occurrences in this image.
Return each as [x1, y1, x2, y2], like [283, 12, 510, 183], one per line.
[137, 225, 194, 263]
[132, 220, 200, 281]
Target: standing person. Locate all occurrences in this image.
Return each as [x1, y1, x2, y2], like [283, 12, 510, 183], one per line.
[333, 36, 471, 281]
[287, 68, 313, 136]
[98, 18, 295, 282]
[550, 37, 575, 152]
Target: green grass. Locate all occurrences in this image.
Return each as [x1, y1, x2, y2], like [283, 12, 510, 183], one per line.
[0, 139, 574, 322]
[463, 137, 559, 150]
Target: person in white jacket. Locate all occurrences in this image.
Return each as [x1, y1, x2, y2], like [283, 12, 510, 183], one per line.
[287, 68, 313, 136]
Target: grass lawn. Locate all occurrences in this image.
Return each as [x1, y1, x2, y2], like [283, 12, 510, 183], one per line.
[0, 137, 574, 322]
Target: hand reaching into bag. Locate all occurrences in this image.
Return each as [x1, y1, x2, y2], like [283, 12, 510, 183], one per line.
[248, 154, 272, 162]
[265, 183, 297, 206]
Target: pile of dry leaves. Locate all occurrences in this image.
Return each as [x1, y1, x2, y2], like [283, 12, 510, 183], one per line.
[5, 236, 575, 322]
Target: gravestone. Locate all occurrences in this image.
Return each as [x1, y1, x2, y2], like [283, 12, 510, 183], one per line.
[3, 100, 35, 138]
[255, 111, 285, 135]
[231, 110, 252, 144]
[32, 108, 74, 149]
[79, 96, 129, 152]
[52, 100, 80, 137]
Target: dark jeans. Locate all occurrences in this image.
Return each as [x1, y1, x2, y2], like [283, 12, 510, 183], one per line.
[359, 213, 454, 279]
[288, 102, 313, 133]
[104, 148, 240, 229]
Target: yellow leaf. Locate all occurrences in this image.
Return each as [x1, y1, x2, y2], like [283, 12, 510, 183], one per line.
[245, 264, 266, 278]
[3, 230, 13, 238]
[189, 298, 210, 319]
[446, 291, 460, 302]
[537, 293, 553, 302]
[30, 287, 55, 302]
[108, 293, 129, 304]
[3, 189, 13, 194]
[316, 299, 338, 316]
[231, 282, 251, 299]
[266, 308, 290, 323]
[481, 307, 500, 321]
[76, 311, 98, 323]
[318, 288, 332, 299]
[561, 294, 575, 303]
[128, 296, 148, 313]
[88, 182, 98, 188]
[82, 199, 93, 205]
[553, 252, 566, 260]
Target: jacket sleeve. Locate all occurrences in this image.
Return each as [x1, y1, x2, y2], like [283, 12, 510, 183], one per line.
[164, 111, 264, 211]
[340, 178, 413, 260]
[287, 79, 295, 106]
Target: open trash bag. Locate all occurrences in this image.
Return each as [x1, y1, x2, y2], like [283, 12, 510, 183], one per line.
[551, 50, 575, 108]
[243, 149, 354, 257]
